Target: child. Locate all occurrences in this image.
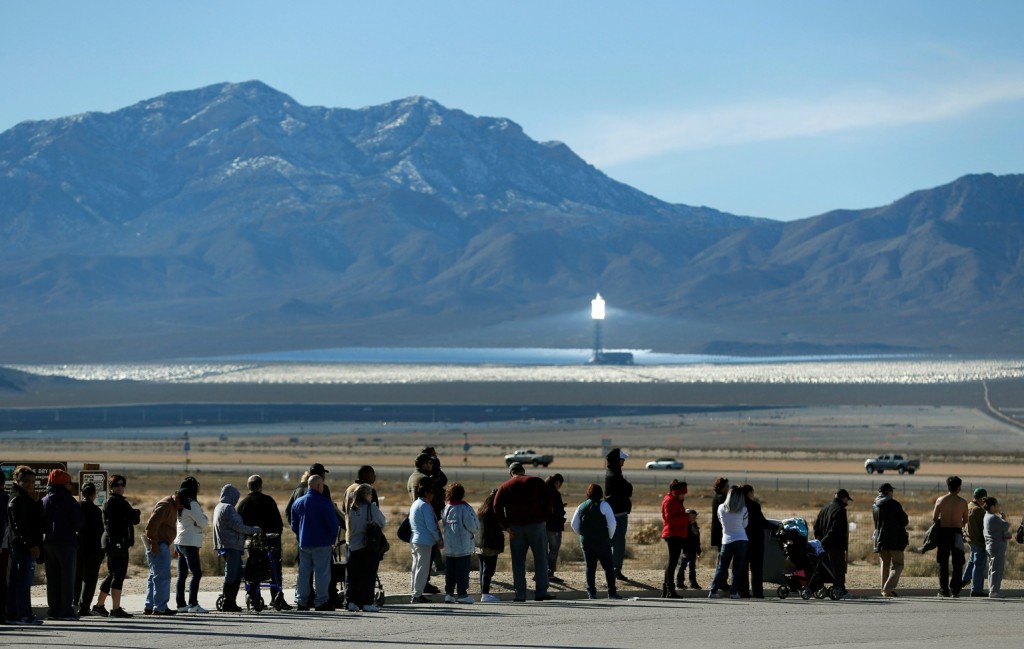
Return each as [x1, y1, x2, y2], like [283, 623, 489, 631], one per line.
[476, 490, 504, 603]
[441, 483, 480, 604]
[982, 496, 1012, 598]
[676, 509, 703, 589]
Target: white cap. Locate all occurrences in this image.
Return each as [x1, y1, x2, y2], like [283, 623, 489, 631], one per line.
[619, 450, 629, 460]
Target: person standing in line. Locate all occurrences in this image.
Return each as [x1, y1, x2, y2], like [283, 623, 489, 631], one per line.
[344, 483, 386, 612]
[740, 484, 775, 599]
[343, 465, 379, 513]
[143, 489, 187, 615]
[213, 484, 260, 613]
[406, 454, 442, 596]
[604, 448, 633, 581]
[42, 469, 84, 620]
[708, 485, 748, 600]
[174, 477, 209, 613]
[545, 474, 566, 584]
[0, 470, 9, 624]
[409, 481, 442, 604]
[981, 496, 1012, 598]
[475, 490, 505, 603]
[813, 488, 853, 599]
[237, 474, 290, 610]
[442, 482, 480, 604]
[421, 447, 449, 576]
[570, 483, 620, 600]
[660, 479, 688, 598]
[94, 475, 141, 618]
[291, 474, 339, 611]
[932, 476, 969, 598]
[6, 466, 45, 625]
[287, 464, 343, 607]
[960, 488, 989, 597]
[74, 482, 106, 617]
[493, 462, 554, 602]
[676, 509, 703, 590]
[872, 483, 909, 598]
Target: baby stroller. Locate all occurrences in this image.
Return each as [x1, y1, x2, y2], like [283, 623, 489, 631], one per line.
[222, 531, 283, 613]
[773, 518, 840, 601]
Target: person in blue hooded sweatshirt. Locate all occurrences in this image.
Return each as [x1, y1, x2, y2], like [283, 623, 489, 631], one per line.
[213, 484, 260, 613]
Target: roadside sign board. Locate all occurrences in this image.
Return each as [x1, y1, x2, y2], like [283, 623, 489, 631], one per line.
[1, 460, 68, 499]
[79, 470, 109, 506]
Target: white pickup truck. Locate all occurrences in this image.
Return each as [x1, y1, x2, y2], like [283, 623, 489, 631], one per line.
[504, 449, 554, 468]
[864, 453, 920, 475]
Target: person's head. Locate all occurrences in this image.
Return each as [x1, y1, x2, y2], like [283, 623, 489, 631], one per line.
[740, 484, 755, 500]
[946, 476, 962, 494]
[586, 483, 604, 501]
[981, 496, 999, 513]
[605, 448, 627, 469]
[669, 479, 688, 499]
[307, 473, 324, 493]
[508, 462, 525, 477]
[713, 477, 729, 494]
[357, 465, 376, 485]
[415, 481, 432, 500]
[180, 476, 200, 496]
[421, 447, 436, 458]
[835, 488, 853, 506]
[478, 489, 497, 517]
[309, 463, 328, 479]
[446, 482, 465, 503]
[415, 453, 434, 473]
[82, 482, 97, 502]
[725, 485, 746, 513]
[687, 508, 698, 523]
[354, 483, 374, 505]
[14, 466, 36, 495]
[173, 488, 189, 510]
[247, 475, 263, 493]
[878, 483, 894, 497]
[109, 474, 126, 494]
[545, 474, 564, 490]
[48, 468, 72, 490]
[973, 488, 988, 503]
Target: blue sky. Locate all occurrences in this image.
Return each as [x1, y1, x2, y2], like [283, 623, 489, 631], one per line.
[3, 1, 1023, 220]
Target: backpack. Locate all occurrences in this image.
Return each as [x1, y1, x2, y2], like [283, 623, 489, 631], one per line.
[1015, 518, 1024, 545]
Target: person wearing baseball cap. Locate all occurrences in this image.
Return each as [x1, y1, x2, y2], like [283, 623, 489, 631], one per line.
[872, 483, 909, 598]
[604, 448, 633, 581]
[813, 488, 853, 599]
[42, 468, 85, 620]
[962, 487, 990, 597]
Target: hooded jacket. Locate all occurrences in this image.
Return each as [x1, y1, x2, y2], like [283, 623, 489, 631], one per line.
[442, 501, 481, 557]
[813, 498, 849, 551]
[175, 497, 209, 548]
[661, 492, 689, 539]
[872, 493, 909, 551]
[213, 485, 258, 551]
[78, 498, 105, 554]
[42, 484, 84, 547]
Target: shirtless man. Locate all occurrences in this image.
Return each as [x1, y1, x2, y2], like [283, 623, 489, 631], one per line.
[932, 476, 969, 598]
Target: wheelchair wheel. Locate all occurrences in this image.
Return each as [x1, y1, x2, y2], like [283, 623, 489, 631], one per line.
[777, 585, 790, 599]
[800, 588, 813, 600]
[216, 594, 225, 612]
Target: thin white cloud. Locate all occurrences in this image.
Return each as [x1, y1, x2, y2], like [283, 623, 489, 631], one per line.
[570, 77, 1024, 167]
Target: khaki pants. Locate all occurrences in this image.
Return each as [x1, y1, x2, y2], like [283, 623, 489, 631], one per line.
[879, 549, 904, 593]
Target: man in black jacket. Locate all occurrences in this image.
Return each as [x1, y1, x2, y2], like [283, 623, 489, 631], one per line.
[74, 482, 106, 617]
[604, 448, 633, 580]
[238, 474, 290, 610]
[872, 483, 909, 598]
[813, 488, 852, 599]
[6, 465, 44, 625]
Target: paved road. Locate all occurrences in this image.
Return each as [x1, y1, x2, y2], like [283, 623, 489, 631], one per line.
[10, 593, 1023, 648]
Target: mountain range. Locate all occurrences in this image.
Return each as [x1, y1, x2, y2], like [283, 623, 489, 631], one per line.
[1, 80, 1022, 362]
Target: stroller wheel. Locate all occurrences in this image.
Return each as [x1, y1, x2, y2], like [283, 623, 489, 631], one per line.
[814, 588, 827, 600]
[216, 594, 225, 612]
[800, 588, 813, 600]
[777, 585, 790, 599]
[827, 586, 841, 601]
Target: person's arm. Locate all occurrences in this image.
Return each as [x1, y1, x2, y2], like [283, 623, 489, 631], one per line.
[492, 486, 509, 531]
[932, 498, 941, 523]
[192, 500, 209, 529]
[570, 504, 582, 535]
[601, 501, 617, 538]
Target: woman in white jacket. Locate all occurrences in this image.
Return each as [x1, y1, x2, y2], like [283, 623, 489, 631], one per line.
[442, 483, 480, 604]
[174, 478, 209, 613]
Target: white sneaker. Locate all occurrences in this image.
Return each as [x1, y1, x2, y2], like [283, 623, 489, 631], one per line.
[347, 602, 359, 612]
[187, 605, 209, 614]
[177, 606, 191, 613]
[444, 594, 456, 603]
[480, 594, 500, 603]
[361, 604, 380, 612]
[456, 595, 474, 604]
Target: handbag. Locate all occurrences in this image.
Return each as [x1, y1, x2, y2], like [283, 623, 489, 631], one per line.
[365, 521, 390, 557]
[397, 515, 413, 543]
[1015, 519, 1024, 545]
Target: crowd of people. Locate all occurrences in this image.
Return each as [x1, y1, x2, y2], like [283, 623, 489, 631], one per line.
[2, 454, 1020, 625]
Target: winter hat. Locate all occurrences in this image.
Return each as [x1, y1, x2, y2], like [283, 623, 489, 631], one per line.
[48, 469, 71, 486]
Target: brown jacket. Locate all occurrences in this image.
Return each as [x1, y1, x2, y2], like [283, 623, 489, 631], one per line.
[933, 493, 968, 529]
[145, 495, 179, 547]
[963, 501, 986, 545]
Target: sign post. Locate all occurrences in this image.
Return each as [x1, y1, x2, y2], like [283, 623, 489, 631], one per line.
[79, 468, 109, 506]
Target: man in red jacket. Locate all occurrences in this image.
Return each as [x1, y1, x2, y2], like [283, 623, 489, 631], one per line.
[493, 463, 552, 602]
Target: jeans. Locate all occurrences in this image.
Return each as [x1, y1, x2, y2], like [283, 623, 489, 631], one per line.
[410, 543, 433, 597]
[222, 548, 243, 586]
[295, 545, 332, 608]
[74, 548, 104, 611]
[175, 544, 203, 607]
[677, 552, 699, 586]
[6, 546, 36, 621]
[445, 555, 471, 597]
[961, 543, 988, 594]
[935, 528, 965, 595]
[547, 530, 562, 573]
[45, 541, 78, 618]
[582, 542, 617, 596]
[478, 553, 497, 594]
[611, 514, 628, 571]
[711, 540, 748, 595]
[144, 541, 172, 612]
[509, 522, 548, 600]
[346, 546, 380, 608]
